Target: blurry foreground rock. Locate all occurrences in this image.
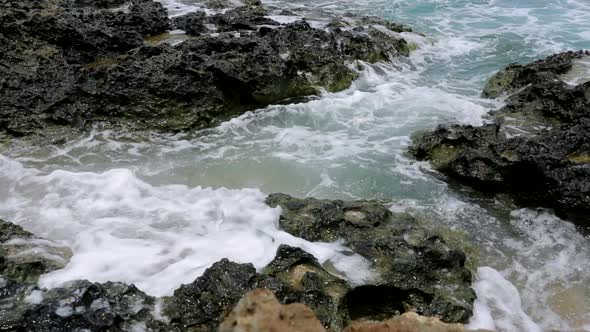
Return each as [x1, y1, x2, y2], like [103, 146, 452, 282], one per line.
[219, 290, 485, 332]
[218, 288, 327, 332]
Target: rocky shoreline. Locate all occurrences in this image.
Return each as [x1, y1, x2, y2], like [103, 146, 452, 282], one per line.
[410, 50, 590, 225]
[0, 0, 415, 141]
[0, 193, 476, 331]
[1, 0, 589, 330]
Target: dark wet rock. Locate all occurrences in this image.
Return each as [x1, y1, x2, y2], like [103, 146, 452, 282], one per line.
[67, 0, 128, 8]
[45, 18, 411, 133]
[0, 0, 416, 140]
[172, 11, 208, 35]
[0, 0, 170, 137]
[261, 245, 350, 329]
[0, 219, 71, 284]
[163, 247, 350, 331]
[0, 218, 32, 243]
[208, 6, 279, 32]
[1, 221, 475, 331]
[482, 50, 590, 98]
[164, 259, 259, 331]
[0, 219, 164, 332]
[266, 194, 476, 323]
[410, 51, 590, 224]
[0, 277, 35, 331]
[19, 281, 167, 332]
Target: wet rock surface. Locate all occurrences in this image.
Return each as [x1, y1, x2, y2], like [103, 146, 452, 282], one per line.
[410, 50, 590, 224]
[266, 194, 476, 324]
[0, 0, 416, 140]
[0, 193, 476, 331]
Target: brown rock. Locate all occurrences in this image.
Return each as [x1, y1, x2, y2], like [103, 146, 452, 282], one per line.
[342, 312, 483, 332]
[218, 288, 327, 332]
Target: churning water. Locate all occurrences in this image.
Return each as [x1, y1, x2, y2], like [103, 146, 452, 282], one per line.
[1, 0, 590, 331]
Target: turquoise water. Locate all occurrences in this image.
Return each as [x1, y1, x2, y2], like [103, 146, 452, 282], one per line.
[1, 0, 590, 330]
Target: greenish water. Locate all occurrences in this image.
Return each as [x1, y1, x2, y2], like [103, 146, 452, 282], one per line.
[1, 0, 590, 330]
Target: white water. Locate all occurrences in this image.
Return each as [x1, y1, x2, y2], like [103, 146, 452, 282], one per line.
[2, 0, 590, 331]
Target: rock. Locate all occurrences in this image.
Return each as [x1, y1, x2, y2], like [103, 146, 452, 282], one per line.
[0, 0, 170, 138]
[0, 218, 32, 243]
[262, 245, 349, 329]
[342, 312, 486, 332]
[266, 194, 476, 323]
[218, 288, 327, 332]
[163, 246, 350, 331]
[0, 218, 72, 284]
[0, 218, 163, 331]
[19, 280, 167, 332]
[410, 51, 590, 224]
[165, 259, 259, 331]
[0, 0, 417, 140]
[482, 50, 589, 98]
[173, 11, 208, 35]
[1, 213, 476, 331]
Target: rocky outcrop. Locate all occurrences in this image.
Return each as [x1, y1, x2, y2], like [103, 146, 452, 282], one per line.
[0, 0, 416, 140]
[410, 50, 590, 224]
[218, 288, 327, 332]
[163, 246, 350, 331]
[0, 192, 476, 331]
[266, 193, 476, 324]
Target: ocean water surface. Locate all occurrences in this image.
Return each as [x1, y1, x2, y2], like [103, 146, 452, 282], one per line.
[1, 0, 590, 330]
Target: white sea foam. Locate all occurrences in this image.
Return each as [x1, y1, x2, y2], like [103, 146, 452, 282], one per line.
[468, 267, 542, 332]
[0, 156, 375, 297]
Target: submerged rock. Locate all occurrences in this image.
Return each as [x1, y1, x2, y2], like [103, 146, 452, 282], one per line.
[0, 218, 71, 285]
[266, 194, 476, 324]
[410, 50, 590, 223]
[0, 0, 416, 140]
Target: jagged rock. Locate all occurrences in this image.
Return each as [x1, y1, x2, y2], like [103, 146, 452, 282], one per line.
[410, 51, 590, 223]
[482, 50, 590, 98]
[0, 219, 160, 332]
[163, 246, 350, 331]
[18, 280, 166, 332]
[0, 0, 170, 138]
[0, 217, 164, 331]
[218, 288, 327, 332]
[261, 245, 349, 329]
[265, 194, 476, 323]
[0, 0, 416, 140]
[164, 259, 259, 331]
